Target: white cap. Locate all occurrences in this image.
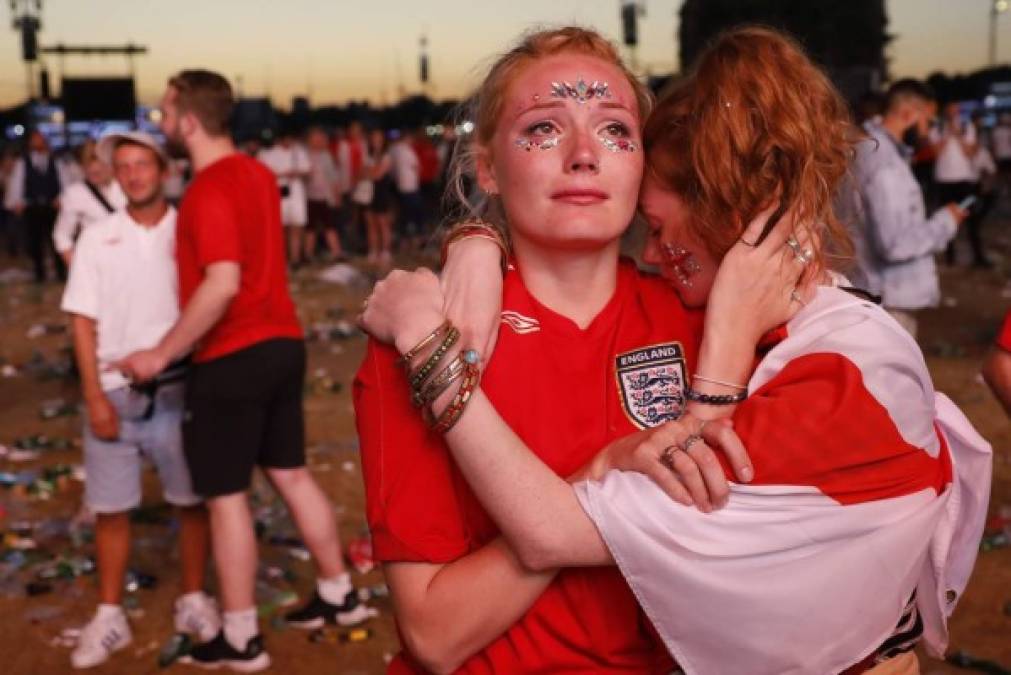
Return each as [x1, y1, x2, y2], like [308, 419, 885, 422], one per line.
[97, 131, 169, 167]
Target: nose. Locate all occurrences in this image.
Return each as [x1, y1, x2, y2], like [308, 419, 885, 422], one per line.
[564, 128, 600, 175]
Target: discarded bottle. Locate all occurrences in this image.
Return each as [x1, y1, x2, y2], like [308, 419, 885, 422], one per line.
[157, 633, 191, 668]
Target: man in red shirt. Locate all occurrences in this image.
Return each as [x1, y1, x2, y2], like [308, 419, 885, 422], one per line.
[983, 310, 1011, 415]
[117, 70, 369, 672]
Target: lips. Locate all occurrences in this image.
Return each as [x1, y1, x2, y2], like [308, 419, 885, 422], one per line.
[551, 188, 608, 205]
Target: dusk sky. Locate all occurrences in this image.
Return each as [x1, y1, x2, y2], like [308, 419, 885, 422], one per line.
[0, 0, 1009, 108]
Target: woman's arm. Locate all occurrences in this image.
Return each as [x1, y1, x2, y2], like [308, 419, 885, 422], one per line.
[386, 540, 555, 674]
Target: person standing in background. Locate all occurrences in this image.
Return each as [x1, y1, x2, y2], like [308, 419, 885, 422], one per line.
[117, 70, 369, 672]
[5, 130, 68, 282]
[53, 143, 127, 266]
[305, 127, 344, 261]
[258, 128, 311, 268]
[845, 79, 967, 339]
[931, 102, 981, 266]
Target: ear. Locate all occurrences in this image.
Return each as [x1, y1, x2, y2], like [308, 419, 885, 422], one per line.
[179, 112, 199, 139]
[474, 144, 499, 195]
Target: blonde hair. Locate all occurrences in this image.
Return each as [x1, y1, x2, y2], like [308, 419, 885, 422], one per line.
[444, 27, 652, 232]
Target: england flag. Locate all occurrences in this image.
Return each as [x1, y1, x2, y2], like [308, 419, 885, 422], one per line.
[575, 285, 992, 675]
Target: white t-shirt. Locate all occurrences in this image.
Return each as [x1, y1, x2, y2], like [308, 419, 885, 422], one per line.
[52, 180, 127, 253]
[61, 207, 179, 391]
[390, 140, 420, 193]
[258, 143, 310, 225]
[992, 125, 1011, 160]
[931, 123, 977, 183]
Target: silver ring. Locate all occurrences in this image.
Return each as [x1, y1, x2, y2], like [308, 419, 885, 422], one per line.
[680, 434, 704, 452]
[790, 288, 805, 305]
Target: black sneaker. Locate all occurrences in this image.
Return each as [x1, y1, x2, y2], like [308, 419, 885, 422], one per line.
[285, 590, 372, 629]
[178, 631, 270, 672]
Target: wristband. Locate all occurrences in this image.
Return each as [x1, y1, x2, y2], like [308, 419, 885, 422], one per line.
[685, 388, 747, 405]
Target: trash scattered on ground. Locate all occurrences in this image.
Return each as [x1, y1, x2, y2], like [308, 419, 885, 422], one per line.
[39, 398, 78, 420]
[929, 340, 967, 358]
[157, 633, 191, 667]
[305, 368, 343, 395]
[347, 536, 375, 575]
[309, 626, 375, 644]
[307, 320, 361, 343]
[317, 263, 369, 287]
[25, 323, 67, 339]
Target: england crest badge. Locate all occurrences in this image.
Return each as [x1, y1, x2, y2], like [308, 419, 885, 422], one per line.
[615, 342, 686, 429]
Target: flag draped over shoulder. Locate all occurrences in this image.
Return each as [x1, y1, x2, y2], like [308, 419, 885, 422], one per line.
[574, 286, 992, 675]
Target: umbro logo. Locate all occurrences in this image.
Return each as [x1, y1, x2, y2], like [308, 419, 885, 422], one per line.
[500, 311, 540, 334]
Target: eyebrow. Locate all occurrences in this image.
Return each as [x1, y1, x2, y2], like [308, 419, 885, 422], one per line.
[515, 99, 635, 117]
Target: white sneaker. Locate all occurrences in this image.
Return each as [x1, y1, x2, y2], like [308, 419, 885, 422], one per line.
[70, 607, 132, 669]
[174, 592, 222, 644]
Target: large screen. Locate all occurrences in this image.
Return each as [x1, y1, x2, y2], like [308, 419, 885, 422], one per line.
[61, 77, 136, 121]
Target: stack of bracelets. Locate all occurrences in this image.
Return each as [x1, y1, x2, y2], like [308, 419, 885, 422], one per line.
[397, 319, 481, 433]
[685, 374, 748, 405]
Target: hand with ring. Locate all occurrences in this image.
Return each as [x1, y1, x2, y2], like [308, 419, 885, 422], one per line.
[706, 203, 817, 350]
[582, 413, 753, 512]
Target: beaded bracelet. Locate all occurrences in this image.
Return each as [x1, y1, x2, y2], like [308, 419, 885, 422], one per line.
[412, 352, 468, 408]
[430, 358, 481, 433]
[397, 320, 452, 369]
[685, 388, 748, 405]
[441, 220, 510, 275]
[409, 327, 460, 391]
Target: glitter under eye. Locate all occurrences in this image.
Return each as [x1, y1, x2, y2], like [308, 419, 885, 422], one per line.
[598, 136, 638, 153]
[515, 136, 561, 152]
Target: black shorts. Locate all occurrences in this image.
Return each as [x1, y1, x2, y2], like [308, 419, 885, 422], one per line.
[183, 338, 306, 498]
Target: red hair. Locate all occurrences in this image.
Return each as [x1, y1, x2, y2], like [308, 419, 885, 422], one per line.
[645, 26, 857, 269]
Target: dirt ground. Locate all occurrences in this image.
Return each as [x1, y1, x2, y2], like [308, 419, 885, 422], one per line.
[0, 214, 1009, 674]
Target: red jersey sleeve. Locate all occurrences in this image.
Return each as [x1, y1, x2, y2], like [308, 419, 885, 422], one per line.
[997, 310, 1011, 352]
[730, 352, 947, 505]
[188, 184, 241, 267]
[353, 339, 472, 563]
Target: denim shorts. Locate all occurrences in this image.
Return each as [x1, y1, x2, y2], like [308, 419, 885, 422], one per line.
[83, 381, 201, 513]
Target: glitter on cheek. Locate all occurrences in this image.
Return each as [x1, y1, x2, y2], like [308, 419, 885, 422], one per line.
[514, 136, 561, 152]
[598, 136, 639, 153]
[662, 242, 702, 287]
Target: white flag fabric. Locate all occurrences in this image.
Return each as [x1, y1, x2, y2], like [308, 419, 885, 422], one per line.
[575, 286, 992, 675]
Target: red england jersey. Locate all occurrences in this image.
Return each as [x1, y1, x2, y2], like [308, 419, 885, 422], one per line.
[176, 153, 302, 362]
[354, 259, 701, 674]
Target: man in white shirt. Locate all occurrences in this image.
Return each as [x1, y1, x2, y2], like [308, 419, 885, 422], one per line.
[930, 102, 982, 266]
[61, 131, 219, 669]
[53, 145, 127, 266]
[304, 127, 343, 260]
[389, 133, 424, 248]
[257, 130, 310, 267]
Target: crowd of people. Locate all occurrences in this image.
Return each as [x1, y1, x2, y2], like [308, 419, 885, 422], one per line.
[0, 21, 1005, 675]
[0, 119, 449, 285]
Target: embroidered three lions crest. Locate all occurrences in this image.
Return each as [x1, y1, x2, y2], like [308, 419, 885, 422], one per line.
[615, 342, 686, 429]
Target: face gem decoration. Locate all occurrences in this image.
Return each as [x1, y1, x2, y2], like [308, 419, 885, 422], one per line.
[662, 242, 702, 288]
[550, 78, 611, 104]
[514, 136, 560, 152]
[599, 136, 638, 153]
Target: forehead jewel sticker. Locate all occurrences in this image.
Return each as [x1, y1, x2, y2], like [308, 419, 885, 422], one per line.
[551, 77, 611, 104]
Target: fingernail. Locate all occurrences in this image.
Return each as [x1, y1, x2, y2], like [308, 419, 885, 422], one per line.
[740, 466, 753, 482]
